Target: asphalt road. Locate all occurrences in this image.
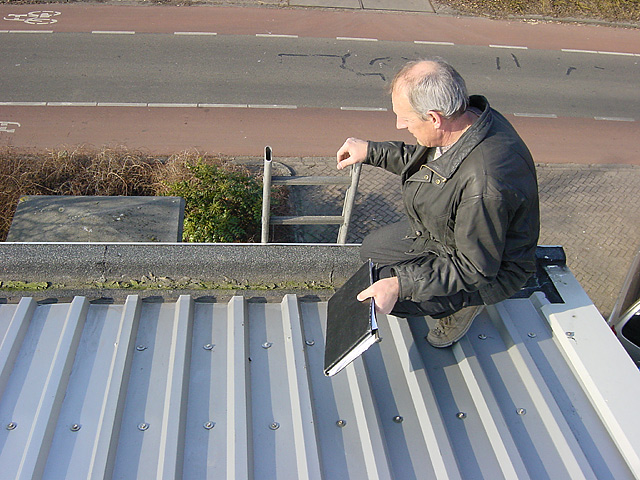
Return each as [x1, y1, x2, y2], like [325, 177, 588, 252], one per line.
[2, 33, 639, 120]
[1, 4, 639, 162]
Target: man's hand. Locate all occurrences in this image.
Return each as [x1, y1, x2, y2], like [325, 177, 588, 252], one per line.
[357, 277, 400, 315]
[336, 137, 368, 170]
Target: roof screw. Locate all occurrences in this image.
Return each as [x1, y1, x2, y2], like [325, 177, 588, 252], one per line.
[136, 345, 147, 351]
[6, 422, 17, 431]
[305, 339, 315, 346]
[269, 422, 280, 430]
[456, 412, 467, 420]
[203, 344, 214, 351]
[517, 408, 527, 416]
[336, 419, 347, 428]
[393, 416, 404, 423]
[203, 421, 215, 430]
[70, 423, 82, 432]
[478, 334, 487, 340]
[138, 422, 150, 431]
[528, 332, 537, 338]
[262, 342, 272, 349]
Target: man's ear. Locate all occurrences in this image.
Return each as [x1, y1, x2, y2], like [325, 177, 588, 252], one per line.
[427, 110, 443, 129]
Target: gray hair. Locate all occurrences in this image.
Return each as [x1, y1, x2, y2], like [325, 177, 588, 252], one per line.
[391, 58, 469, 120]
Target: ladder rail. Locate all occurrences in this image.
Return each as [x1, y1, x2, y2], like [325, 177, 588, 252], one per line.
[260, 147, 362, 245]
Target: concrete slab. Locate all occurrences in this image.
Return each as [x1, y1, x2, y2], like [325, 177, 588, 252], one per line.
[362, 0, 434, 12]
[290, 0, 361, 9]
[7, 196, 185, 243]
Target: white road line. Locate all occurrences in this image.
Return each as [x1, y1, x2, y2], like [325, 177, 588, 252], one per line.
[198, 103, 248, 108]
[340, 107, 388, 112]
[6, 30, 54, 34]
[2, 102, 637, 123]
[247, 104, 297, 109]
[513, 112, 558, 118]
[97, 102, 148, 107]
[147, 103, 198, 108]
[336, 36, 378, 42]
[594, 116, 635, 122]
[562, 48, 639, 56]
[47, 102, 97, 107]
[91, 31, 136, 35]
[0, 102, 47, 106]
[490, 44, 528, 50]
[174, 32, 218, 36]
[256, 33, 299, 39]
[561, 48, 598, 54]
[597, 51, 637, 57]
[414, 40, 455, 46]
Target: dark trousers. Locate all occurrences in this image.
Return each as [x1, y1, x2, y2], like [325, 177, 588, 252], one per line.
[360, 219, 484, 318]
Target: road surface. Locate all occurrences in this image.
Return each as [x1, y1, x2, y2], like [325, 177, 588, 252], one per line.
[1, 4, 639, 163]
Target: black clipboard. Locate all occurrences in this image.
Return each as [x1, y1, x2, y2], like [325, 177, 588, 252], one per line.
[324, 260, 380, 377]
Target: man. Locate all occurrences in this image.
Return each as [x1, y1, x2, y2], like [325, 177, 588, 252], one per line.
[336, 58, 540, 348]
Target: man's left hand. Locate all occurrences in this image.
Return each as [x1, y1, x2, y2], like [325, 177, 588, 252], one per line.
[357, 277, 400, 314]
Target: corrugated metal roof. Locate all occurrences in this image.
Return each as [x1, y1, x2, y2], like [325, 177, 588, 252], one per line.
[1, 263, 640, 479]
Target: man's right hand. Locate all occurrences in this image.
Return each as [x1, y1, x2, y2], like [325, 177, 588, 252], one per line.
[336, 137, 368, 170]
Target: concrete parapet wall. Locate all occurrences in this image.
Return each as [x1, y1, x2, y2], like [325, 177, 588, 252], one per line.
[0, 243, 362, 287]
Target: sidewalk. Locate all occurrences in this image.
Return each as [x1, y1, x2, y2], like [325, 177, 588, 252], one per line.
[277, 157, 640, 320]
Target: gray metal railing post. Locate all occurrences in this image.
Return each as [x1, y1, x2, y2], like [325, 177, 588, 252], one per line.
[337, 163, 362, 245]
[261, 146, 273, 244]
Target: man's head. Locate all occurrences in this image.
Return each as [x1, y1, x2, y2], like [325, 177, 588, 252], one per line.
[391, 59, 469, 147]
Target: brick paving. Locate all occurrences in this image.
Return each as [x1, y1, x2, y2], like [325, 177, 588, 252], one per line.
[278, 157, 640, 319]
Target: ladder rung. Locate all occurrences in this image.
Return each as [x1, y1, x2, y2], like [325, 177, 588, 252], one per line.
[270, 215, 344, 225]
[271, 176, 352, 186]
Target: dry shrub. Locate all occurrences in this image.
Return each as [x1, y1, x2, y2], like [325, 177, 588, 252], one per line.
[443, 0, 640, 22]
[0, 147, 289, 242]
[0, 147, 202, 241]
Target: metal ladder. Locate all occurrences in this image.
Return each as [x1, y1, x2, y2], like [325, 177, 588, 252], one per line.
[261, 146, 362, 245]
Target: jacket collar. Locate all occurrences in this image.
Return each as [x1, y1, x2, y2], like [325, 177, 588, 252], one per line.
[405, 95, 493, 181]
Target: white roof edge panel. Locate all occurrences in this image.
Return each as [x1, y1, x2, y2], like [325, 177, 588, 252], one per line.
[1, 262, 639, 479]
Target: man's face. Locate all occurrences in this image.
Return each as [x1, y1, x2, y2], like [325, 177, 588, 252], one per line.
[392, 86, 439, 147]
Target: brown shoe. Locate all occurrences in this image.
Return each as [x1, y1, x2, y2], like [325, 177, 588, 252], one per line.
[426, 305, 482, 348]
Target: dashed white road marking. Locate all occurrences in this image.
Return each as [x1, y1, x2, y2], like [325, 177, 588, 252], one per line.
[562, 48, 640, 56]
[91, 30, 135, 35]
[0, 102, 637, 123]
[97, 102, 147, 107]
[0, 102, 47, 106]
[4, 30, 53, 34]
[147, 103, 199, 108]
[336, 36, 378, 42]
[597, 51, 637, 57]
[256, 33, 299, 39]
[174, 31, 217, 36]
[595, 116, 635, 122]
[48, 101, 97, 106]
[198, 103, 248, 108]
[414, 40, 455, 46]
[490, 44, 528, 50]
[513, 112, 558, 118]
[340, 106, 388, 112]
[248, 104, 297, 109]
[1, 28, 639, 57]
[562, 48, 598, 54]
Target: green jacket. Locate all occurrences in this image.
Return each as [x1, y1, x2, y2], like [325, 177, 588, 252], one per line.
[366, 95, 540, 305]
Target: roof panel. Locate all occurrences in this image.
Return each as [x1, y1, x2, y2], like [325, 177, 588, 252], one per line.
[1, 264, 640, 479]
